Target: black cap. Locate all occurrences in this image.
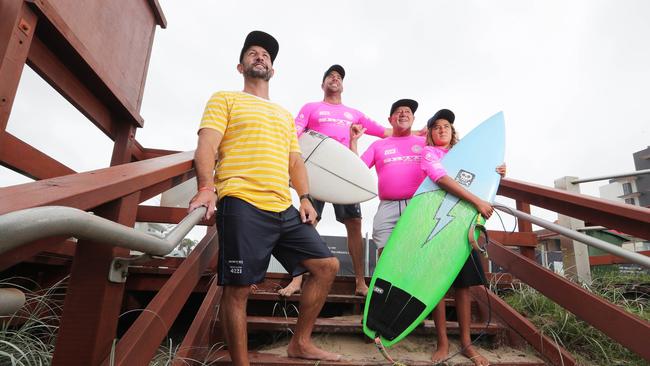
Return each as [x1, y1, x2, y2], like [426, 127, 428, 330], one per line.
[239, 30, 279, 64]
[322, 64, 345, 82]
[390, 99, 418, 115]
[427, 109, 455, 128]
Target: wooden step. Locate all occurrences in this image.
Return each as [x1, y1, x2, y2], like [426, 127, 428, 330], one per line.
[216, 314, 504, 337]
[207, 352, 546, 366]
[251, 273, 516, 295]
[250, 290, 479, 308]
[249, 290, 363, 304]
[206, 334, 545, 365]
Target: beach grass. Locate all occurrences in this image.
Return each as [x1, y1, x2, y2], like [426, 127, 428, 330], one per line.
[499, 269, 650, 366]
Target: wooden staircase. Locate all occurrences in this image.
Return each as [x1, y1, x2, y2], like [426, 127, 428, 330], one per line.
[204, 274, 546, 365]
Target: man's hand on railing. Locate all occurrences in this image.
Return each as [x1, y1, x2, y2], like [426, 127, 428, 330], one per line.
[189, 187, 217, 220]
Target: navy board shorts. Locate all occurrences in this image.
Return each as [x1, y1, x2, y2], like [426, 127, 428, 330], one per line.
[451, 249, 487, 288]
[312, 198, 362, 224]
[216, 196, 334, 286]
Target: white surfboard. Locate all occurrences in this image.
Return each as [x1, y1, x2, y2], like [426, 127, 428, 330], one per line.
[299, 130, 377, 204]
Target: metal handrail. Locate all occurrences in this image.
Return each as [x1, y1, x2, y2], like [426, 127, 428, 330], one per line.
[0, 288, 26, 316]
[570, 168, 650, 184]
[493, 203, 650, 268]
[0, 205, 207, 257]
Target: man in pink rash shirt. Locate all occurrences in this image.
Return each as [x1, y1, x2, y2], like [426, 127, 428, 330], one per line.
[279, 65, 392, 298]
[351, 99, 425, 256]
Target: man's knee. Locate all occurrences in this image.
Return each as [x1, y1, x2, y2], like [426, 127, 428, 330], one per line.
[326, 256, 340, 274]
[307, 256, 339, 278]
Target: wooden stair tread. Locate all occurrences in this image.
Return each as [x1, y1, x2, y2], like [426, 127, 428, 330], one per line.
[249, 290, 363, 303]
[216, 315, 503, 335]
[249, 290, 477, 307]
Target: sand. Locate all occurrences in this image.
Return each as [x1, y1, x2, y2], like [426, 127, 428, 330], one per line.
[258, 333, 543, 365]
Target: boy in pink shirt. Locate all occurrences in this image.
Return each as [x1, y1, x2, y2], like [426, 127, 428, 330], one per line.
[281, 65, 392, 297]
[423, 109, 505, 366]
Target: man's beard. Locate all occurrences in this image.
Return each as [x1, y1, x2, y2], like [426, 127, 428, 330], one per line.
[243, 63, 272, 81]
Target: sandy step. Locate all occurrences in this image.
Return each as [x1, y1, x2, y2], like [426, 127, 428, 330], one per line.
[206, 334, 545, 365]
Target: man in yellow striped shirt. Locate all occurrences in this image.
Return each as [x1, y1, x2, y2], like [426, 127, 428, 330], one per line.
[188, 31, 341, 364]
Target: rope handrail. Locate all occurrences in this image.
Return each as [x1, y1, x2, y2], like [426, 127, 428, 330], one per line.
[493, 203, 650, 268]
[0, 205, 207, 257]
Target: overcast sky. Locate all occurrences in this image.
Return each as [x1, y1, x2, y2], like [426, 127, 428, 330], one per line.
[4, 1, 650, 238]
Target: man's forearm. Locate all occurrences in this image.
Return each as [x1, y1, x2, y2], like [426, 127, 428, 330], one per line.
[289, 153, 310, 196]
[437, 176, 482, 207]
[194, 150, 215, 189]
[194, 129, 223, 189]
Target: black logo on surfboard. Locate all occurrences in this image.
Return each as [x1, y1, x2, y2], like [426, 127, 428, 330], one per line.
[455, 170, 475, 187]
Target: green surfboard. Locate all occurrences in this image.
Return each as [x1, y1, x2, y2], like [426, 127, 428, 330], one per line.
[363, 112, 505, 347]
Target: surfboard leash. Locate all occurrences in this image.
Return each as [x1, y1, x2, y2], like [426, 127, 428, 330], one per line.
[468, 214, 489, 257]
[373, 337, 408, 366]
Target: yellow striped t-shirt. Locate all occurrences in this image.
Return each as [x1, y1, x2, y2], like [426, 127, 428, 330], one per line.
[199, 91, 301, 212]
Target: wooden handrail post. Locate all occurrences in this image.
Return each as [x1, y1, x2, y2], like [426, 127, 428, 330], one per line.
[515, 200, 536, 260]
[554, 176, 591, 284]
[53, 124, 140, 365]
[0, 1, 37, 135]
[52, 193, 139, 365]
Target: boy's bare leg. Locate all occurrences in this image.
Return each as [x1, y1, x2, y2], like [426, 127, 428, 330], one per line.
[431, 301, 449, 362]
[457, 287, 489, 366]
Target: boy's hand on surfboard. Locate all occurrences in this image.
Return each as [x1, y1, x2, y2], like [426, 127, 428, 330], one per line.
[475, 200, 494, 219]
[188, 190, 217, 220]
[496, 163, 506, 177]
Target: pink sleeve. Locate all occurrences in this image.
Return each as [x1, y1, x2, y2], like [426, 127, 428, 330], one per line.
[294, 103, 313, 137]
[360, 144, 375, 168]
[421, 146, 447, 182]
[358, 113, 386, 138]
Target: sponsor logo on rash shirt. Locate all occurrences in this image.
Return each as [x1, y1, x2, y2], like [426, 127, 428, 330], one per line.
[318, 117, 350, 126]
[383, 155, 421, 164]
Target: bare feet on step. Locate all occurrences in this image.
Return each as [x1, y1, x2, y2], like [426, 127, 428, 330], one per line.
[287, 339, 342, 361]
[278, 276, 302, 297]
[355, 279, 369, 297]
[431, 341, 449, 363]
[278, 282, 301, 297]
[463, 344, 490, 366]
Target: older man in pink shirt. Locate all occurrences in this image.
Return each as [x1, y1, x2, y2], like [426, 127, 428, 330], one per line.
[351, 99, 425, 254]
